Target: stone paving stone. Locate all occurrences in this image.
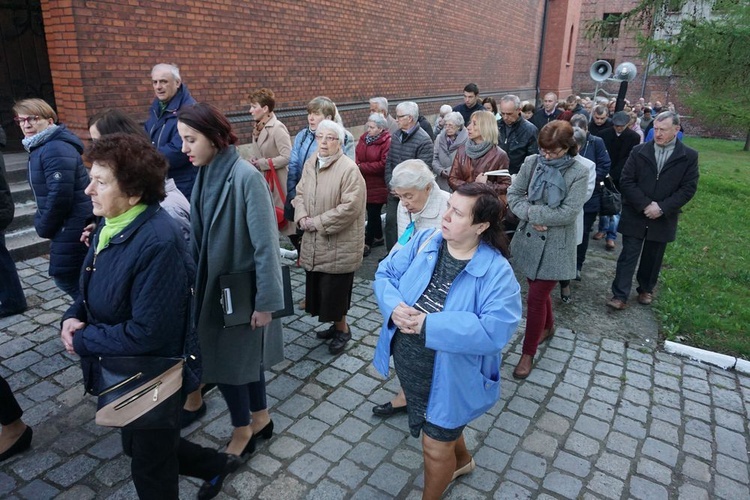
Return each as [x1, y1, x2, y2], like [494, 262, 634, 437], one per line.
[349, 484, 392, 500]
[45, 455, 99, 487]
[617, 400, 648, 423]
[287, 453, 331, 484]
[622, 385, 650, 406]
[545, 396, 578, 419]
[563, 367, 592, 388]
[595, 451, 633, 480]
[715, 427, 749, 462]
[0, 337, 34, 358]
[0, 472, 15, 496]
[346, 441, 388, 469]
[326, 387, 365, 411]
[648, 418, 679, 443]
[507, 396, 540, 418]
[581, 398, 615, 422]
[288, 417, 331, 443]
[495, 411, 531, 437]
[330, 354, 365, 374]
[653, 372, 680, 391]
[586, 471, 623, 499]
[650, 403, 681, 424]
[685, 418, 711, 438]
[552, 450, 591, 478]
[542, 471, 582, 498]
[629, 475, 668, 500]
[266, 374, 303, 400]
[258, 475, 307, 500]
[683, 376, 710, 394]
[625, 372, 652, 390]
[268, 436, 306, 460]
[683, 434, 713, 460]
[684, 399, 712, 422]
[391, 448, 423, 471]
[510, 450, 547, 478]
[286, 359, 321, 379]
[446, 482, 488, 498]
[681, 456, 711, 483]
[573, 415, 610, 440]
[307, 479, 347, 500]
[327, 459, 368, 489]
[94, 456, 131, 487]
[714, 407, 745, 433]
[536, 412, 570, 436]
[712, 386, 745, 413]
[521, 431, 558, 458]
[249, 454, 283, 477]
[277, 394, 315, 419]
[636, 457, 672, 484]
[612, 414, 647, 440]
[5, 370, 37, 391]
[474, 446, 510, 473]
[678, 483, 710, 500]
[87, 432, 122, 460]
[514, 381, 549, 403]
[555, 382, 586, 403]
[310, 435, 353, 462]
[715, 454, 749, 483]
[595, 361, 623, 378]
[564, 432, 600, 457]
[367, 463, 410, 497]
[28, 354, 69, 378]
[10, 450, 62, 480]
[642, 437, 679, 467]
[714, 474, 750, 500]
[534, 357, 565, 375]
[366, 423, 407, 450]
[344, 373, 380, 395]
[493, 481, 533, 499]
[587, 386, 619, 405]
[331, 417, 370, 443]
[16, 479, 59, 500]
[2, 350, 43, 372]
[652, 386, 681, 408]
[598, 350, 623, 366]
[52, 484, 96, 500]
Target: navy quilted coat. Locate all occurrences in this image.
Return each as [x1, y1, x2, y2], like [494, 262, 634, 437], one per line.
[27, 124, 92, 277]
[64, 204, 195, 394]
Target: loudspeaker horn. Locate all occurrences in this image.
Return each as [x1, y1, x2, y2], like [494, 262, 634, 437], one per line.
[590, 60, 612, 82]
[613, 62, 637, 82]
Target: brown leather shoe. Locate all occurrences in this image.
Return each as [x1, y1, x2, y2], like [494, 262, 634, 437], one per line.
[512, 354, 534, 379]
[638, 292, 653, 305]
[605, 239, 615, 250]
[606, 297, 627, 310]
[592, 232, 605, 240]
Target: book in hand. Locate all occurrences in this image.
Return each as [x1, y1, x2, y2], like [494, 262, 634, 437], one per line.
[484, 169, 511, 177]
[219, 266, 293, 328]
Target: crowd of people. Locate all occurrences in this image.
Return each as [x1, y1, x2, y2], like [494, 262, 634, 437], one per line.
[0, 68, 699, 499]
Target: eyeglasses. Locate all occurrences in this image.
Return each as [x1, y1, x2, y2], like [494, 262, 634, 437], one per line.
[14, 116, 40, 125]
[539, 148, 566, 158]
[315, 135, 339, 143]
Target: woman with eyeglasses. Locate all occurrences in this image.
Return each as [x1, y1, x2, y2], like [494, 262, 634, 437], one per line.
[506, 120, 590, 379]
[13, 99, 91, 300]
[292, 119, 366, 355]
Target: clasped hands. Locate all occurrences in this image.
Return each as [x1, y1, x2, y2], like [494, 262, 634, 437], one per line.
[643, 201, 663, 220]
[299, 216, 317, 232]
[60, 318, 86, 355]
[391, 302, 426, 335]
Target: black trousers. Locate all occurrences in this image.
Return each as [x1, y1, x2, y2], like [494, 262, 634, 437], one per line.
[365, 203, 384, 246]
[218, 368, 267, 428]
[577, 211, 599, 271]
[384, 195, 399, 251]
[611, 235, 668, 302]
[0, 375, 23, 425]
[121, 428, 225, 500]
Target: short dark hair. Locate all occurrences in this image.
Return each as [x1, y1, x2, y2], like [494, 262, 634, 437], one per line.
[454, 183, 510, 258]
[464, 83, 479, 95]
[521, 103, 535, 114]
[248, 88, 276, 113]
[88, 109, 147, 138]
[538, 120, 578, 156]
[84, 133, 167, 205]
[177, 103, 238, 151]
[482, 97, 498, 114]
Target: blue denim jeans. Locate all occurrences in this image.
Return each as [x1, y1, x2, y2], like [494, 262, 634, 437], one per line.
[598, 214, 620, 241]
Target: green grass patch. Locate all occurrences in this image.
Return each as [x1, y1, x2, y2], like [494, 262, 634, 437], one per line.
[655, 137, 750, 358]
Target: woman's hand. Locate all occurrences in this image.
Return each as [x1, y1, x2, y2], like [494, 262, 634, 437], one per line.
[80, 222, 97, 247]
[475, 173, 488, 184]
[300, 217, 317, 232]
[61, 318, 86, 354]
[249, 157, 261, 169]
[251, 311, 273, 329]
[391, 303, 424, 334]
[532, 224, 548, 232]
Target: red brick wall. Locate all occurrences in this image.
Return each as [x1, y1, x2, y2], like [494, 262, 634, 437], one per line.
[40, 0, 548, 141]
[539, 0, 583, 99]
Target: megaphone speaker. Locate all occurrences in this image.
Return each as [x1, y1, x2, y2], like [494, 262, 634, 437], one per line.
[614, 62, 638, 82]
[590, 60, 612, 82]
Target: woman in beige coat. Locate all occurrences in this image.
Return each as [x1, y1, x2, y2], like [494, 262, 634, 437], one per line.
[292, 120, 366, 355]
[246, 88, 294, 235]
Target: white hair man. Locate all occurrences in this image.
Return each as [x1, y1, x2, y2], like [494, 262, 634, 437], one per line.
[497, 95, 539, 174]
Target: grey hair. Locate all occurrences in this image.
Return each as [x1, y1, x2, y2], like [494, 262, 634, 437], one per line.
[396, 101, 419, 121]
[316, 119, 345, 143]
[500, 94, 521, 109]
[439, 104, 452, 115]
[443, 111, 464, 128]
[655, 111, 680, 126]
[573, 127, 587, 149]
[369, 97, 388, 113]
[367, 113, 388, 130]
[570, 114, 588, 130]
[151, 63, 181, 82]
[593, 104, 608, 116]
[390, 159, 435, 191]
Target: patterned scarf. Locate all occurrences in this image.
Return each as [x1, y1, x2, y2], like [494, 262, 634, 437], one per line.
[528, 154, 576, 208]
[22, 124, 58, 152]
[253, 113, 272, 141]
[365, 131, 382, 145]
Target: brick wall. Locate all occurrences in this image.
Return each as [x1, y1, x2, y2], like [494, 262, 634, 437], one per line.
[39, 0, 548, 142]
[539, 0, 583, 99]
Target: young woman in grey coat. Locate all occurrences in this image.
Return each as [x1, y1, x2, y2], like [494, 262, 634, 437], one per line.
[177, 103, 285, 460]
[506, 121, 589, 380]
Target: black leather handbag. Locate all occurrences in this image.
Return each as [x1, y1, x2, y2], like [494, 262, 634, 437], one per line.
[599, 176, 622, 216]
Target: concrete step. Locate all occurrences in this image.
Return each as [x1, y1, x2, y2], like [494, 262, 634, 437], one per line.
[9, 181, 33, 204]
[7, 226, 50, 262]
[4, 153, 29, 184]
[7, 202, 36, 233]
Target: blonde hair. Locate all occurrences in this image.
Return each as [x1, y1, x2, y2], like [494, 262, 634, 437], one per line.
[13, 98, 57, 122]
[470, 111, 498, 145]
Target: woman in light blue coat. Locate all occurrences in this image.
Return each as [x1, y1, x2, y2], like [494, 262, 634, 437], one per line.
[373, 183, 521, 499]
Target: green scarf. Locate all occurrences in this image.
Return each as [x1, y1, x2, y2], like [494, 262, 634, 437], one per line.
[96, 204, 148, 253]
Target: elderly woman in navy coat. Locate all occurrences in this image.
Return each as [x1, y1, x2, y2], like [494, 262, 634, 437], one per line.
[13, 98, 91, 299]
[60, 134, 239, 500]
[177, 103, 284, 460]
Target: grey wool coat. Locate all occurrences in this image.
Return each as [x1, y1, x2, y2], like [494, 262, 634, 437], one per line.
[507, 154, 590, 281]
[191, 146, 285, 385]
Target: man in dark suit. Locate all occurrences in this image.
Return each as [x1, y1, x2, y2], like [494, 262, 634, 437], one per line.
[607, 112, 699, 310]
[597, 111, 642, 250]
[530, 92, 562, 130]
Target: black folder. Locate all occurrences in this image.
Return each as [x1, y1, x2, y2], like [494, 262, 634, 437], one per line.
[219, 266, 293, 327]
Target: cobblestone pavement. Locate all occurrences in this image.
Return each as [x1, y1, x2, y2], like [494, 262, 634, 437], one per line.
[1, 255, 749, 500]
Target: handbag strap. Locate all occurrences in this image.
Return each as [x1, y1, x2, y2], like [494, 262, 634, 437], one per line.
[265, 159, 286, 204]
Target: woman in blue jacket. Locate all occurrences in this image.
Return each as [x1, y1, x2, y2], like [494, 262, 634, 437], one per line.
[373, 183, 521, 499]
[13, 99, 91, 299]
